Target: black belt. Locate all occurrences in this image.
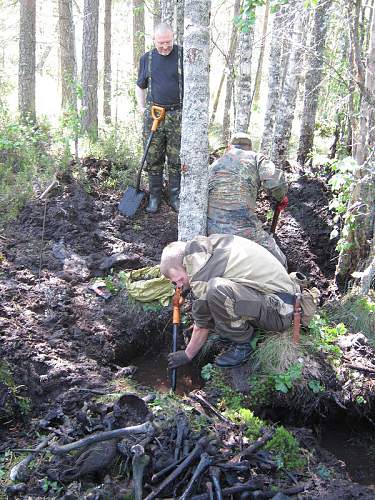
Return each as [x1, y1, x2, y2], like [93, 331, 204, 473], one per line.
[275, 292, 296, 305]
[151, 103, 182, 111]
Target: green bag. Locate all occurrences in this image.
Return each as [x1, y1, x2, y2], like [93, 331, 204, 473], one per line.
[121, 266, 174, 305]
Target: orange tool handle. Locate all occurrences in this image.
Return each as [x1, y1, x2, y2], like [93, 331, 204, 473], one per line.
[151, 105, 166, 132]
[292, 293, 302, 344]
[172, 287, 184, 325]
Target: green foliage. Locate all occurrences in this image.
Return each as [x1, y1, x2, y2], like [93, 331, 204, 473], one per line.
[0, 361, 31, 423]
[308, 379, 325, 393]
[307, 315, 346, 360]
[0, 108, 57, 221]
[201, 363, 215, 381]
[327, 156, 357, 251]
[226, 407, 264, 440]
[271, 362, 303, 393]
[209, 368, 244, 411]
[41, 477, 63, 494]
[356, 395, 366, 405]
[265, 426, 306, 470]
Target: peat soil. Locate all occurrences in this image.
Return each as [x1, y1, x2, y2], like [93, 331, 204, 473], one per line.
[0, 160, 374, 498]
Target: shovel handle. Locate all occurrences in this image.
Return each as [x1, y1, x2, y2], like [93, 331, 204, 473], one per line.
[151, 105, 166, 131]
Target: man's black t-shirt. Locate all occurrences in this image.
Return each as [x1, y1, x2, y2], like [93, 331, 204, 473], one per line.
[136, 45, 183, 106]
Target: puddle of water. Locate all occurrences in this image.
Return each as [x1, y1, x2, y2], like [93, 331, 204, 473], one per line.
[132, 351, 203, 395]
[320, 424, 375, 487]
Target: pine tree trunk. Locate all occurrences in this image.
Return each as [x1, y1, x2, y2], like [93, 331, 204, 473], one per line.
[81, 0, 99, 139]
[297, 0, 330, 165]
[19, 0, 36, 121]
[252, 0, 270, 106]
[133, 0, 145, 70]
[103, 0, 112, 124]
[178, 0, 211, 240]
[261, 6, 286, 155]
[222, 0, 241, 143]
[58, 0, 77, 112]
[271, 4, 306, 166]
[234, 21, 254, 133]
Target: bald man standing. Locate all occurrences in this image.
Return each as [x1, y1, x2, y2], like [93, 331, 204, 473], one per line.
[136, 23, 183, 214]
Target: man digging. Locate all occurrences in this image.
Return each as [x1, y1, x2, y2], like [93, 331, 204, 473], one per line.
[160, 234, 300, 369]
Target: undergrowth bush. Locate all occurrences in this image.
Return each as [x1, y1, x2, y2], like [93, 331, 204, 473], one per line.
[0, 108, 58, 221]
[265, 426, 306, 470]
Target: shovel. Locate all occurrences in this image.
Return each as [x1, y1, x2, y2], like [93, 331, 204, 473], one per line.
[171, 287, 182, 392]
[119, 105, 166, 217]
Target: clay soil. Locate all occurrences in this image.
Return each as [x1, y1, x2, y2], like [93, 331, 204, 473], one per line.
[0, 160, 374, 498]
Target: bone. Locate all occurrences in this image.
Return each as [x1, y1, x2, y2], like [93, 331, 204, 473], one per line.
[190, 477, 265, 500]
[189, 391, 232, 424]
[174, 413, 189, 461]
[131, 444, 150, 500]
[10, 437, 50, 481]
[180, 452, 213, 500]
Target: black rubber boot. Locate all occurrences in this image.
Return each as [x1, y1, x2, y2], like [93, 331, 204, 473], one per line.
[214, 342, 252, 368]
[168, 172, 181, 212]
[146, 173, 163, 213]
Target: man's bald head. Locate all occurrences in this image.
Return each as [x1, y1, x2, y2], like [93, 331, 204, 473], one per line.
[154, 23, 174, 56]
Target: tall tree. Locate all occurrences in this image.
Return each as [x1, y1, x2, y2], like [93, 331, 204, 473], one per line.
[234, 19, 254, 133]
[19, 0, 36, 121]
[133, 0, 145, 70]
[161, 0, 174, 26]
[81, 0, 99, 138]
[176, 0, 184, 45]
[297, 0, 330, 165]
[222, 0, 241, 143]
[271, 4, 306, 165]
[179, 0, 211, 240]
[58, 0, 77, 112]
[252, 0, 270, 106]
[103, 0, 112, 124]
[261, 6, 286, 155]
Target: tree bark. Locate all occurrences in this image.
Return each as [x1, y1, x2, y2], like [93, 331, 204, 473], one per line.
[261, 6, 286, 155]
[103, 0, 112, 124]
[271, 3, 307, 165]
[161, 0, 174, 26]
[19, 0, 36, 122]
[297, 0, 330, 165]
[222, 0, 241, 143]
[176, 0, 184, 45]
[133, 0, 145, 71]
[209, 71, 225, 126]
[252, 0, 270, 106]
[81, 0, 99, 139]
[58, 0, 77, 112]
[234, 19, 254, 133]
[178, 0, 211, 240]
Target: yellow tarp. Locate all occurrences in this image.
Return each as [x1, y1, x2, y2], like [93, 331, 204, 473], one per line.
[121, 266, 174, 306]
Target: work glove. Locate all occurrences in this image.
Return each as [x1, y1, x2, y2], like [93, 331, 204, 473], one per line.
[276, 196, 289, 212]
[167, 350, 190, 370]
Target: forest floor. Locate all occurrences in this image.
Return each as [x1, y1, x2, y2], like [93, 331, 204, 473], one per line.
[1, 159, 375, 499]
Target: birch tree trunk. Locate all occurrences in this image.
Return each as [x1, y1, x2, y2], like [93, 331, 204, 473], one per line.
[336, 8, 375, 289]
[297, 0, 330, 165]
[103, 0, 112, 124]
[19, 0, 36, 121]
[209, 71, 225, 126]
[81, 0, 99, 139]
[58, 0, 77, 112]
[271, 4, 306, 166]
[252, 0, 270, 106]
[178, 0, 211, 241]
[153, 0, 161, 28]
[161, 0, 174, 26]
[176, 0, 184, 45]
[133, 0, 145, 70]
[222, 0, 241, 143]
[261, 6, 286, 155]
[234, 22, 254, 133]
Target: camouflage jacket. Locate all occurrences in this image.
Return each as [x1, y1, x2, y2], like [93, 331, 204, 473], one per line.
[208, 147, 287, 217]
[183, 234, 298, 328]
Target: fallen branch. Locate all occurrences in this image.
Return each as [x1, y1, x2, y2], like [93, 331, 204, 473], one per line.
[10, 437, 50, 481]
[180, 452, 213, 499]
[236, 428, 274, 459]
[345, 363, 375, 374]
[188, 391, 232, 424]
[50, 421, 154, 455]
[144, 437, 208, 500]
[190, 477, 265, 500]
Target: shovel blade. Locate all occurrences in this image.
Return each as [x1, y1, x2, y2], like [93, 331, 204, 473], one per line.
[119, 187, 145, 217]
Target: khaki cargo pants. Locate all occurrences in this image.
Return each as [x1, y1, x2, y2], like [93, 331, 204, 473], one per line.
[204, 277, 294, 343]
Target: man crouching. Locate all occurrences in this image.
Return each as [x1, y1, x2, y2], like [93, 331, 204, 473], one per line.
[160, 234, 299, 369]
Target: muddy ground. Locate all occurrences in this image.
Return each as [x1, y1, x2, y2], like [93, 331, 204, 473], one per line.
[0, 160, 375, 498]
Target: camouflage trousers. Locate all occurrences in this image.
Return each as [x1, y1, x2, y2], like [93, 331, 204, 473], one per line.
[143, 106, 181, 175]
[207, 208, 287, 268]
[204, 278, 294, 343]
